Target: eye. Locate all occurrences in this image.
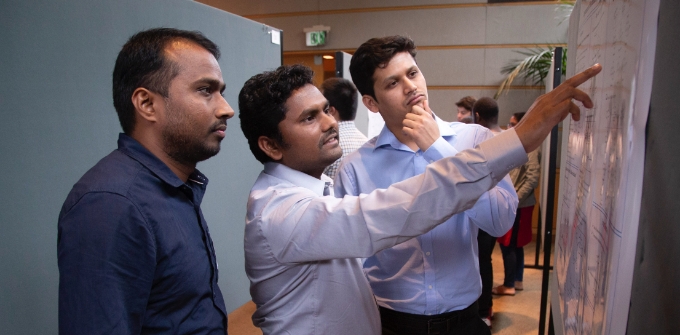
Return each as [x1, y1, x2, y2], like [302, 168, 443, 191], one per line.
[198, 87, 212, 95]
[409, 70, 418, 77]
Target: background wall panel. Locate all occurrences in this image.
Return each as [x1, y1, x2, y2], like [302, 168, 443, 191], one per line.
[485, 4, 568, 44]
[199, 0, 568, 125]
[199, 0, 486, 16]
[0, 0, 280, 333]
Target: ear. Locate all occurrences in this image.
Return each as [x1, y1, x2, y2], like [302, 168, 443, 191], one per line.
[131, 87, 159, 123]
[329, 106, 340, 121]
[258, 136, 283, 161]
[362, 95, 380, 114]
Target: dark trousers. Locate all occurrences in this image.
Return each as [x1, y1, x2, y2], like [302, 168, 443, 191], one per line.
[380, 302, 491, 335]
[499, 213, 524, 287]
[476, 229, 496, 318]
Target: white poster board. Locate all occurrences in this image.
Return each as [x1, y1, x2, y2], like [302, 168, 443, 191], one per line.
[552, 0, 659, 334]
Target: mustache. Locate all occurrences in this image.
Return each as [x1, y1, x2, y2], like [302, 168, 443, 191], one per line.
[210, 120, 228, 132]
[319, 128, 339, 146]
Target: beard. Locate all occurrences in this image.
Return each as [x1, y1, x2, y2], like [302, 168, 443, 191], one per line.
[161, 102, 224, 166]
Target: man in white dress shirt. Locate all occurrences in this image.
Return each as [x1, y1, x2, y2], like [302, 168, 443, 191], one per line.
[237, 63, 601, 335]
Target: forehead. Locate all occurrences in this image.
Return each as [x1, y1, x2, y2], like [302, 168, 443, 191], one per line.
[373, 52, 417, 79]
[284, 84, 327, 118]
[164, 40, 223, 81]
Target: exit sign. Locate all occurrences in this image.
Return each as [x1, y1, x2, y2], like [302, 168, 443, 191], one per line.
[303, 25, 330, 47]
[306, 31, 327, 46]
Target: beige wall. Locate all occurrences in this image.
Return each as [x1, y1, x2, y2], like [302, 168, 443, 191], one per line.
[198, 0, 569, 123]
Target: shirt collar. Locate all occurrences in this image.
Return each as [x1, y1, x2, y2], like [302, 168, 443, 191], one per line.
[116, 133, 208, 189]
[373, 111, 457, 151]
[263, 162, 332, 196]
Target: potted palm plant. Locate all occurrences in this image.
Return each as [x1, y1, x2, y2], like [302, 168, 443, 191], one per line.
[494, 1, 574, 99]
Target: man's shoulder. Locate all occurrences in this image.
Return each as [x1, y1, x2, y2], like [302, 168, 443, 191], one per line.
[60, 149, 144, 213]
[443, 122, 492, 145]
[444, 121, 487, 133]
[340, 136, 378, 164]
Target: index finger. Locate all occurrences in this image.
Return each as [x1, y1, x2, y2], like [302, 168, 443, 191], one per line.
[562, 63, 602, 88]
[423, 98, 431, 113]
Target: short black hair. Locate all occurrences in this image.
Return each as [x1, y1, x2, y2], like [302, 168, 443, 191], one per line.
[455, 96, 477, 112]
[321, 78, 358, 121]
[350, 35, 417, 100]
[239, 64, 315, 164]
[473, 97, 499, 122]
[112, 28, 220, 134]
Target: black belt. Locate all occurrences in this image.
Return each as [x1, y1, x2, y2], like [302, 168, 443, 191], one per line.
[379, 302, 479, 335]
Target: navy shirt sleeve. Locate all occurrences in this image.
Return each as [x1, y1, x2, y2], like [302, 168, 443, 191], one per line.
[58, 192, 155, 335]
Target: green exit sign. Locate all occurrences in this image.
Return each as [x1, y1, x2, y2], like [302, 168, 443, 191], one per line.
[306, 31, 327, 46]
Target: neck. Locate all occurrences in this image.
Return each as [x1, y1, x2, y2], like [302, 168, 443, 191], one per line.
[384, 121, 419, 151]
[478, 120, 501, 133]
[130, 131, 195, 183]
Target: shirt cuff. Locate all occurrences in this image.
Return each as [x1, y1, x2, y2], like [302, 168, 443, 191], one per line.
[478, 128, 528, 183]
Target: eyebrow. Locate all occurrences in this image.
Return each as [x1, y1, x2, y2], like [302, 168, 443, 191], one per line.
[299, 101, 330, 120]
[381, 65, 418, 85]
[197, 77, 226, 93]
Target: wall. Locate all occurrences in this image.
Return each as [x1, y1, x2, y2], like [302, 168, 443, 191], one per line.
[197, 0, 569, 123]
[0, 0, 280, 333]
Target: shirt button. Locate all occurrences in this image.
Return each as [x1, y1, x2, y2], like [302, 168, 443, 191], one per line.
[426, 252, 431, 256]
[428, 285, 433, 289]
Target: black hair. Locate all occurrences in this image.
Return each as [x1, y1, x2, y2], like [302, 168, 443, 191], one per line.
[320, 78, 358, 121]
[473, 97, 499, 122]
[112, 27, 220, 134]
[239, 64, 315, 164]
[349, 35, 417, 99]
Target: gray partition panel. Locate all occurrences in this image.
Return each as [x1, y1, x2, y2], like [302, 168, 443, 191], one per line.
[627, 0, 679, 333]
[0, 0, 280, 333]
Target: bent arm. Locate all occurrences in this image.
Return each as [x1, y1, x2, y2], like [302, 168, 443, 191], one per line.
[468, 173, 518, 237]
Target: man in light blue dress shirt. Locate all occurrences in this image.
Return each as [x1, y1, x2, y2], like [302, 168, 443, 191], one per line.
[336, 35, 513, 334]
[237, 63, 601, 335]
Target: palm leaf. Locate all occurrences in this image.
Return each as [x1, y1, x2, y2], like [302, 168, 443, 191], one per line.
[494, 47, 567, 99]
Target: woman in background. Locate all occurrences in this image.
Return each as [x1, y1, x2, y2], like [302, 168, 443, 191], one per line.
[493, 112, 541, 295]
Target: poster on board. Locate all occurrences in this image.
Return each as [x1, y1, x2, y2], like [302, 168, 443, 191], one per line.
[552, 0, 659, 334]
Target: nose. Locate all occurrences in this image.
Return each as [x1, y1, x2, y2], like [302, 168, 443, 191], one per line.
[216, 95, 235, 119]
[321, 109, 338, 131]
[404, 78, 417, 94]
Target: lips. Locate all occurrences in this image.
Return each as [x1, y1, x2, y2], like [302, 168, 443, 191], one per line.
[407, 93, 425, 106]
[212, 122, 227, 137]
[322, 130, 339, 146]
